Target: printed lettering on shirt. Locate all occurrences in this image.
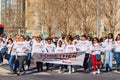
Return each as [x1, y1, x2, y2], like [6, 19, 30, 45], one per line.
[35, 44, 43, 49]
[94, 45, 99, 49]
[57, 49, 64, 52]
[81, 42, 87, 44]
[17, 44, 24, 47]
[68, 47, 74, 50]
[47, 46, 53, 49]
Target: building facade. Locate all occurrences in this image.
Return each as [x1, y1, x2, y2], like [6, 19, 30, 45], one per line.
[0, 0, 120, 37]
[0, 0, 1, 24]
[1, 0, 25, 35]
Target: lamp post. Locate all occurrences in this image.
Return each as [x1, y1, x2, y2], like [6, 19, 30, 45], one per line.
[96, 0, 99, 37]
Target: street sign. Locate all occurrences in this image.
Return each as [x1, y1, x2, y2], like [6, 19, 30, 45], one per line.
[100, 24, 104, 30]
[42, 33, 48, 39]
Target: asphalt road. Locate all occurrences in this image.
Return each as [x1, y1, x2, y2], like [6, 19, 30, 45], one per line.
[0, 64, 120, 80]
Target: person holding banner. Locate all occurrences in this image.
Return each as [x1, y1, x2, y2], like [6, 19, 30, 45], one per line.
[55, 40, 65, 73]
[76, 35, 91, 73]
[55, 40, 65, 53]
[43, 37, 56, 71]
[90, 37, 101, 75]
[32, 36, 44, 72]
[73, 35, 80, 45]
[65, 37, 77, 74]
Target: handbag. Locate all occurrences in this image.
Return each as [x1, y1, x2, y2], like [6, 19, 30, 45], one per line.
[5, 44, 14, 60]
[96, 54, 101, 61]
[5, 54, 11, 60]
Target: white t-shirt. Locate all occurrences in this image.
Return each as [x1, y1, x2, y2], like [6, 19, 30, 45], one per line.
[43, 43, 56, 53]
[55, 46, 65, 53]
[65, 44, 76, 52]
[14, 41, 27, 56]
[90, 43, 101, 55]
[104, 39, 114, 50]
[76, 40, 90, 53]
[101, 42, 106, 52]
[114, 41, 120, 52]
[7, 43, 15, 55]
[25, 40, 32, 53]
[32, 41, 44, 53]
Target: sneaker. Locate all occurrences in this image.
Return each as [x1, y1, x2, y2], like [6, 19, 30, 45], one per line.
[72, 68, 75, 73]
[20, 71, 26, 75]
[0, 62, 3, 66]
[17, 71, 20, 76]
[97, 69, 100, 74]
[92, 71, 97, 75]
[68, 70, 72, 74]
[25, 66, 29, 70]
[17, 71, 25, 76]
[58, 70, 62, 74]
[114, 70, 120, 73]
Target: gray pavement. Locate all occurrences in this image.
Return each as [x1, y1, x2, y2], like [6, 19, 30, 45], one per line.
[0, 64, 120, 80]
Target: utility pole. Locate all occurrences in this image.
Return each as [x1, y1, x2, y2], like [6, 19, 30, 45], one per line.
[96, 0, 99, 37]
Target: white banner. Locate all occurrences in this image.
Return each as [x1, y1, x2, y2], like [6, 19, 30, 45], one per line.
[33, 51, 85, 66]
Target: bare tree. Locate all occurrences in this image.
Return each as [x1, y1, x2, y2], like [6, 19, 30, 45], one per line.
[102, 0, 120, 34]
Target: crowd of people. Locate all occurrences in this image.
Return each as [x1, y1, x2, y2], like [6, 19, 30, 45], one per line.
[0, 33, 120, 75]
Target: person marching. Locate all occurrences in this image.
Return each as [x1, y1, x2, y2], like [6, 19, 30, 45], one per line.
[0, 38, 7, 66]
[76, 35, 91, 73]
[43, 37, 56, 70]
[55, 40, 65, 73]
[32, 36, 44, 72]
[14, 35, 28, 75]
[104, 33, 114, 72]
[25, 36, 32, 70]
[7, 38, 15, 73]
[90, 37, 101, 75]
[114, 34, 120, 72]
[99, 37, 107, 68]
[65, 37, 77, 74]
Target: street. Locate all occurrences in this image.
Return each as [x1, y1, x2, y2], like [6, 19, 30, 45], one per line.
[0, 64, 120, 80]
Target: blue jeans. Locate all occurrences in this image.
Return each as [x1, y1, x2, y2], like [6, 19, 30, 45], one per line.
[0, 47, 8, 63]
[115, 52, 120, 68]
[88, 55, 92, 71]
[105, 50, 113, 69]
[26, 53, 31, 67]
[1, 47, 8, 55]
[9, 55, 19, 72]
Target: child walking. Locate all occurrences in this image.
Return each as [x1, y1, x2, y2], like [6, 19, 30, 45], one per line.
[90, 37, 101, 75]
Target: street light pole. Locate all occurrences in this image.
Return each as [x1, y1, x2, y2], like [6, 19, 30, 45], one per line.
[96, 0, 99, 37]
